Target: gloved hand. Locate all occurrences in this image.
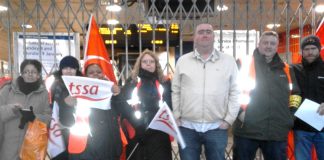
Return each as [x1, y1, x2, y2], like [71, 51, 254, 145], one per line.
[134, 124, 146, 143]
[19, 106, 36, 129]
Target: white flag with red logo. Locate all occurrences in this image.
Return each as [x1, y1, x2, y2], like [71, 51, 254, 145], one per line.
[148, 102, 186, 149]
[61, 75, 114, 154]
[62, 76, 114, 110]
[47, 101, 65, 158]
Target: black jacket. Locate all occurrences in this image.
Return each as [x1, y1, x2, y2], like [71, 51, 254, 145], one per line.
[233, 49, 300, 141]
[292, 57, 324, 132]
[118, 69, 172, 160]
[51, 72, 122, 160]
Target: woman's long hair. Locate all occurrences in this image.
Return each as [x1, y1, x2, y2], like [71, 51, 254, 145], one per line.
[131, 49, 165, 83]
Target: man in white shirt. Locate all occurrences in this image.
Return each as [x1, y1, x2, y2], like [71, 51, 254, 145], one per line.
[172, 23, 240, 160]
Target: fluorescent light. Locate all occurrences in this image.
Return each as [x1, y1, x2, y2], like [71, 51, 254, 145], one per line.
[107, 19, 119, 25]
[21, 24, 32, 29]
[217, 5, 228, 11]
[291, 34, 300, 38]
[266, 23, 281, 29]
[315, 5, 324, 13]
[106, 4, 121, 12]
[0, 5, 8, 11]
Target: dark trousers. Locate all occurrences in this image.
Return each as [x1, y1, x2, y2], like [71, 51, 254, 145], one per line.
[126, 129, 172, 160]
[233, 135, 287, 160]
[51, 151, 68, 160]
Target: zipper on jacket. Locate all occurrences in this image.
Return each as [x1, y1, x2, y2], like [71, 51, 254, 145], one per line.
[202, 62, 206, 122]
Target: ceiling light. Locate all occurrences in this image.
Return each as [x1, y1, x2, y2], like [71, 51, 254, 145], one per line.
[266, 23, 281, 29]
[291, 34, 300, 38]
[217, 5, 228, 11]
[107, 19, 119, 25]
[315, 5, 324, 13]
[0, 5, 8, 11]
[21, 24, 32, 29]
[106, 4, 121, 12]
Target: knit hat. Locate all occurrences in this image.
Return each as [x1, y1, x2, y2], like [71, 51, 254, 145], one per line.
[301, 35, 321, 52]
[59, 56, 80, 71]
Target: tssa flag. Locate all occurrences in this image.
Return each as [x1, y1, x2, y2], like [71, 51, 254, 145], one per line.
[62, 75, 114, 110]
[47, 101, 65, 158]
[148, 102, 186, 149]
[61, 76, 114, 154]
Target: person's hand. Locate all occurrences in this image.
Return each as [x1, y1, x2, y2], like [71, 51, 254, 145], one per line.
[317, 103, 324, 116]
[19, 106, 36, 129]
[64, 96, 77, 107]
[111, 84, 120, 96]
[238, 111, 246, 122]
[11, 103, 22, 114]
[219, 120, 230, 130]
[176, 118, 181, 126]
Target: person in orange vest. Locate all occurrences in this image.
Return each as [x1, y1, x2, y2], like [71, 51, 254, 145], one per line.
[292, 35, 324, 160]
[232, 31, 301, 160]
[65, 62, 123, 160]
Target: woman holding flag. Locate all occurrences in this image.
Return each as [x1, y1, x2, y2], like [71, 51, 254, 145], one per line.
[63, 62, 123, 160]
[47, 55, 83, 159]
[119, 49, 173, 160]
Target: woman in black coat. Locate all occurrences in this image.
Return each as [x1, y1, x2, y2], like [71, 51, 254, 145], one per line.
[119, 49, 172, 160]
[49, 56, 82, 160]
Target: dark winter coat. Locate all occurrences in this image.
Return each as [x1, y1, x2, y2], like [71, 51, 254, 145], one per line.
[119, 69, 172, 160]
[292, 57, 324, 132]
[51, 72, 122, 160]
[233, 49, 300, 141]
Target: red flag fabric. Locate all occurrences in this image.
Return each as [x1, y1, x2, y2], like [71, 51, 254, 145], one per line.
[83, 15, 117, 83]
[0, 76, 12, 88]
[316, 17, 324, 60]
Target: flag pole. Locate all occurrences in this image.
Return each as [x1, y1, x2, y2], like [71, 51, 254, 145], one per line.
[126, 142, 139, 160]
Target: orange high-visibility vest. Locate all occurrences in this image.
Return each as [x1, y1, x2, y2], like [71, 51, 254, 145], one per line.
[239, 57, 292, 111]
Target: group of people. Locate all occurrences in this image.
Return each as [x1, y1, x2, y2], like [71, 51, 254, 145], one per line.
[0, 22, 323, 160]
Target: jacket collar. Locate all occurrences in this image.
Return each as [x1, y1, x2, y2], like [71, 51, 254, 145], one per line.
[254, 48, 285, 69]
[192, 48, 219, 62]
[302, 56, 323, 69]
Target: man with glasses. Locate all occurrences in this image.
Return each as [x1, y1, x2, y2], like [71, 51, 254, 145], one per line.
[232, 31, 301, 160]
[172, 23, 240, 160]
[292, 35, 324, 160]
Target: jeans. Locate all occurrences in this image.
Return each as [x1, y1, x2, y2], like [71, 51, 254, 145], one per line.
[294, 130, 324, 160]
[178, 127, 228, 160]
[233, 136, 287, 160]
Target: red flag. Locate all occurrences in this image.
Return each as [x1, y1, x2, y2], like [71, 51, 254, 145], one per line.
[83, 15, 117, 83]
[316, 17, 324, 60]
[0, 76, 12, 89]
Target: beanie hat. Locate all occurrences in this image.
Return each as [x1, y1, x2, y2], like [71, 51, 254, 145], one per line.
[59, 56, 80, 71]
[301, 35, 321, 52]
